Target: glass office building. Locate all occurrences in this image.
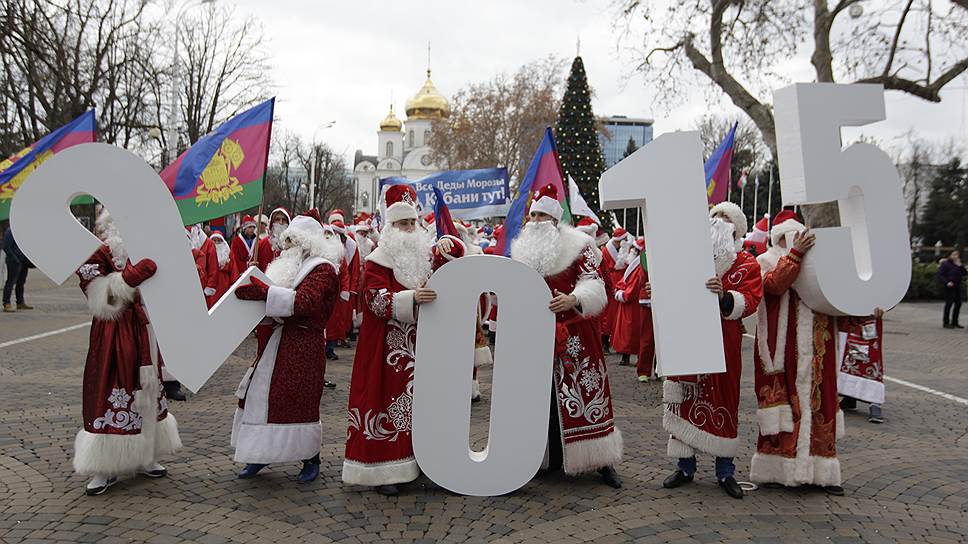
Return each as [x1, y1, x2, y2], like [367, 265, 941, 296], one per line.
[598, 116, 654, 168]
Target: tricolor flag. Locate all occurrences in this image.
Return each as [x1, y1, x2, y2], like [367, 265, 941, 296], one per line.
[162, 98, 274, 226]
[497, 127, 571, 256]
[0, 110, 96, 220]
[704, 122, 737, 205]
[431, 185, 461, 240]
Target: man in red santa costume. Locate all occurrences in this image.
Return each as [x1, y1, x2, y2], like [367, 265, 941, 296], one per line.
[230, 215, 258, 277]
[343, 184, 464, 496]
[453, 220, 493, 402]
[659, 202, 762, 499]
[202, 231, 239, 308]
[73, 208, 182, 495]
[612, 238, 646, 366]
[231, 212, 344, 483]
[325, 209, 360, 353]
[743, 214, 770, 256]
[255, 207, 291, 272]
[600, 227, 629, 353]
[510, 183, 623, 489]
[749, 209, 846, 495]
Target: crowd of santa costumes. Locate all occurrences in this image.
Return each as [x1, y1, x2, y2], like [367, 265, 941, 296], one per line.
[71, 184, 885, 500]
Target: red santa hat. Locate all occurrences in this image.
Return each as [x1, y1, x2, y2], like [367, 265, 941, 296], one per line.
[595, 228, 609, 246]
[385, 184, 419, 224]
[327, 209, 345, 224]
[255, 214, 269, 226]
[330, 219, 347, 234]
[301, 208, 323, 226]
[748, 214, 769, 243]
[422, 211, 435, 226]
[269, 207, 291, 224]
[209, 231, 226, 243]
[632, 238, 645, 252]
[354, 211, 372, 225]
[612, 227, 628, 241]
[770, 209, 806, 246]
[241, 215, 256, 229]
[709, 201, 748, 239]
[529, 183, 563, 221]
[575, 216, 598, 236]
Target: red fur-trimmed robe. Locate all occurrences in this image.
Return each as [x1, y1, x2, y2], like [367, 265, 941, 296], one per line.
[202, 244, 239, 309]
[611, 258, 645, 355]
[255, 236, 281, 272]
[231, 258, 340, 464]
[327, 235, 360, 342]
[636, 268, 655, 378]
[342, 237, 464, 486]
[662, 250, 762, 459]
[515, 225, 623, 475]
[750, 248, 845, 487]
[600, 243, 624, 338]
[230, 234, 256, 279]
[73, 246, 181, 476]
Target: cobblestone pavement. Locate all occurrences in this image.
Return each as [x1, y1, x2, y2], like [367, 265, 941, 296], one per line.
[1, 274, 966, 544]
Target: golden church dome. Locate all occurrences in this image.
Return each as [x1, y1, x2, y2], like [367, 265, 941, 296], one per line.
[405, 70, 450, 120]
[379, 106, 402, 132]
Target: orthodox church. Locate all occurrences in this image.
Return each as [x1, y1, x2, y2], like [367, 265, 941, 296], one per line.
[352, 70, 450, 216]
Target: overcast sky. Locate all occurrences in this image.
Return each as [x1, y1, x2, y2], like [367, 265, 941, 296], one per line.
[226, 0, 968, 163]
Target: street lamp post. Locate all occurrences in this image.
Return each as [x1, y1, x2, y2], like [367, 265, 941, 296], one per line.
[168, 0, 216, 163]
[307, 120, 336, 210]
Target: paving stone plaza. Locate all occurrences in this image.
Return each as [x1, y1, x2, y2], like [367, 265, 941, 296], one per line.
[2, 275, 967, 543]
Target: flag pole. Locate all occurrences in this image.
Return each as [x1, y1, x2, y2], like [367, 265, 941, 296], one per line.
[250, 190, 266, 267]
[767, 165, 775, 230]
[752, 175, 759, 227]
[740, 182, 745, 220]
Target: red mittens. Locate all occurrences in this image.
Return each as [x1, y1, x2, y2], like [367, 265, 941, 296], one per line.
[122, 259, 157, 288]
[235, 283, 269, 301]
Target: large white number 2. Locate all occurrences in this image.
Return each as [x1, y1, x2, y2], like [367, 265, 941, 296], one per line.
[598, 132, 727, 376]
[11, 143, 270, 392]
[414, 255, 555, 496]
[774, 83, 911, 316]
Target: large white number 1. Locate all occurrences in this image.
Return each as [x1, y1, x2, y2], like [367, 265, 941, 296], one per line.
[414, 255, 555, 496]
[11, 143, 270, 391]
[774, 83, 911, 315]
[598, 132, 726, 376]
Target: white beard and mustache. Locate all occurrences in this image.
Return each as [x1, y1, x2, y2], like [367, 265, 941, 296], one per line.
[510, 221, 561, 277]
[711, 218, 739, 278]
[98, 224, 128, 270]
[269, 222, 287, 252]
[266, 246, 305, 289]
[380, 225, 433, 290]
[214, 241, 230, 269]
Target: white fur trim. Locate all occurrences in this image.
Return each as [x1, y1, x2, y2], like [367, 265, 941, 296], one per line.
[472, 378, 481, 399]
[710, 201, 748, 239]
[233, 420, 322, 464]
[365, 245, 392, 267]
[662, 380, 684, 404]
[837, 372, 885, 405]
[386, 202, 418, 223]
[530, 196, 563, 221]
[438, 234, 465, 261]
[562, 428, 623, 475]
[750, 452, 842, 487]
[836, 409, 845, 440]
[667, 436, 695, 458]
[545, 225, 596, 277]
[573, 277, 607, 318]
[662, 409, 739, 458]
[474, 346, 492, 368]
[770, 218, 806, 246]
[724, 289, 747, 320]
[84, 272, 136, 321]
[155, 414, 182, 457]
[392, 290, 416, 324]
[755, 290, 791, 374]
[73, 430, 150, 476]
[341, 457, 420, 486]
[756, 405, 794, 436]
[266, 286, 296, 318]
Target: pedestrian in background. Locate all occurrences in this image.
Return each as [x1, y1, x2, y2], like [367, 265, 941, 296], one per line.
[2, 222, 33, 312]
[938, 250, 966, 329]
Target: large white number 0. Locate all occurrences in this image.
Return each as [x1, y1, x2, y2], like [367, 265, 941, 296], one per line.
[598, 132, 726, 376]
[11, 143, 270, 391]
[774, 83, 911, 315]
[414, 255, 555, 496]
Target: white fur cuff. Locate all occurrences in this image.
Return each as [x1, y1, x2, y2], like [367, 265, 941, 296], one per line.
[392, 290, 416, 324]
[474, 346, 493, 367]
[756, 405, 794, 436]
[667, 436, 695, 458]
[572, 278, 607, 318]
[836, 409, 845, 440]
[724, 290, 747, 320]
[85, 272, 137, 321]
[342, 457, 420, 486]
[266, 285, 295, 318]
[663, 380, 684, 404]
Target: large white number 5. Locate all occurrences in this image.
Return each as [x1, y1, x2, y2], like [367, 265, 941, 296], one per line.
[598, 132, 726, 376]
[774, 83, 911, 316]
[414, 255, 555, 496]
[11, 143, 270, 391]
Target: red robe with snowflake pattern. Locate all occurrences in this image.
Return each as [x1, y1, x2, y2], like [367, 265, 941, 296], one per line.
[73, 246, 181, 476]
[662, 250, 762, 459]
[342, 238, 463, 486]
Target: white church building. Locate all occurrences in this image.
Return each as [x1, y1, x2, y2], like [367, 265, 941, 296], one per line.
[352, 69, 450, 216]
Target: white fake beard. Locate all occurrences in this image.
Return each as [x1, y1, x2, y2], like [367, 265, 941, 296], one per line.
[266, 246, 305, 289]
[711, 218, 738, 278]
[269, 222, 287, 251]
[100, 226, 128, 270]
[215, 241, 230, 269]
[510, 221, 561, 277]
[318, 236, 346, 269]
[380, 225, 433, 289]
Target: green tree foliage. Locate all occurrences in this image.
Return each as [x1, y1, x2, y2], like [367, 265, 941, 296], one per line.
[916, 158, 968, 247]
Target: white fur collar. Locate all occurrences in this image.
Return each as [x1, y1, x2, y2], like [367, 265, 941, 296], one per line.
[365, 245, 429, 288]
[545, 224, 595, 277]
[292, 256, 328, 288]
[622, 256, 641, 282]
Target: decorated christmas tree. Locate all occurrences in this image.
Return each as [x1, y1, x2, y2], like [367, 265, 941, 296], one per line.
[554, 56, 610, 229]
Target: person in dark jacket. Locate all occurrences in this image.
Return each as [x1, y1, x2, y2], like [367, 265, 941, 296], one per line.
[2, 224, 33, 312]
[938, 250, 967, 329]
